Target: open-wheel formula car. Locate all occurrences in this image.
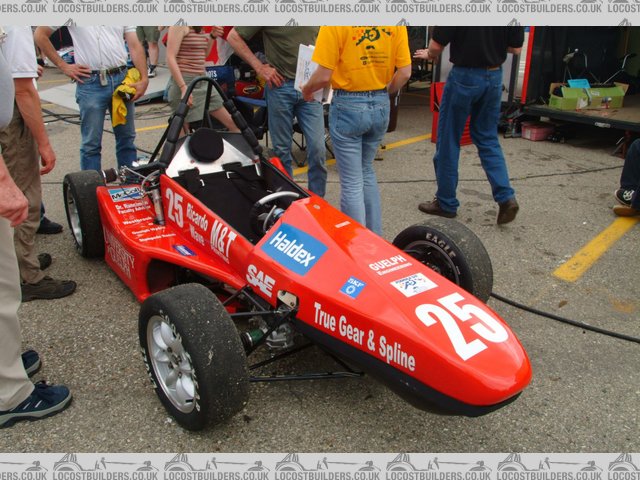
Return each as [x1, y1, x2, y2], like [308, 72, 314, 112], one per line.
[63, 77, 531, 431]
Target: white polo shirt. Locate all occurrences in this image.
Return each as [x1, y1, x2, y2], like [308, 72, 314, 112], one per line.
[0, 46, 15, 130]
[52, 26, 136, 71]
[0, 26, 38, 79]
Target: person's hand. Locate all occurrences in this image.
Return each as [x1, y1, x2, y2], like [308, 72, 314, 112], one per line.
[130, 78, 149, 101]
[39, 144, 56, 175]
[0, 178, 29, 227]
[256, 64, 284, 88]
[37, 64, 44, 78]
[180, 84, 193, 107]
[210, 26, 224, 38]
[301, 82, 315, 102]
[61, 62, 92, 83]
[413, 49, 430, 60]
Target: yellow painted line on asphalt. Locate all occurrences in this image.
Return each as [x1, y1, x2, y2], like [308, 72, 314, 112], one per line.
[136, 124, 168, 133]
[384, 133, 431, 150]
[553, 217, 639, 282]
[292, 133, 431, 176]
[292, 158, 336, 176]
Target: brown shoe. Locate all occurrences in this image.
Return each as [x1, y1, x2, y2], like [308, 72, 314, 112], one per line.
[21, 276, 77, 302]
[497, 198, 519, 225]
[613, 204, 640, 217]
[418, 198, 457, 218]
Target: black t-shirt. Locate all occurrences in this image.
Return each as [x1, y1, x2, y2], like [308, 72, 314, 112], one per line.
[432, 26, 525, 68]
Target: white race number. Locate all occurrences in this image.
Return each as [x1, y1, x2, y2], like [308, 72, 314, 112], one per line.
[165, 188, 184, 228]
[415, 292, 509, 361]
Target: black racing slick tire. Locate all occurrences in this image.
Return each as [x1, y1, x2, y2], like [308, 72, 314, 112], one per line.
[63, 170, 105, 258]
[139, 283, 249, 431]
[393, 218, 493, 303]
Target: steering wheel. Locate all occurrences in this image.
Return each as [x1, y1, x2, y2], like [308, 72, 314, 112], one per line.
[250, 191, 301, 236]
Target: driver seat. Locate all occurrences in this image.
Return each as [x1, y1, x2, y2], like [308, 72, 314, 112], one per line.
[174, 128, 270, 244]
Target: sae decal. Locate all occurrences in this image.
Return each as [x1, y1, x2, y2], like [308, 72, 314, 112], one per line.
[391, 272, 437, 297]
[109, 187, 143, 202]
[340, 276, 366, 299]
[262, 223, 327, 276]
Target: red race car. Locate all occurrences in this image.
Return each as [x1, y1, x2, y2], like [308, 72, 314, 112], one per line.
[63, 77, 531, 431]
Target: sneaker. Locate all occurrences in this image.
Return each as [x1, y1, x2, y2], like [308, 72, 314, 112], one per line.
[38, 253, 52, 271]
[613, 204, 640, 217]
[148, 65, 156, 78]
[21, 276, 77, 302]
[36, 217, 63, 235]
[497, 198, 519, 225]
[418, 198, 457, 218]
[0, 381, 71, 428]
[22, 350, 41, 377]
[614, 188, 635, 207]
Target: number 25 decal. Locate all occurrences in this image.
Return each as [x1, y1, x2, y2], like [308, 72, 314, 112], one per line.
[415, 292, 509, 361]
[165, 188, 184, 228]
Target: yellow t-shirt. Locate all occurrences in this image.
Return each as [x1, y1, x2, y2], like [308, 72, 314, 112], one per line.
[311, 26, 411, 92]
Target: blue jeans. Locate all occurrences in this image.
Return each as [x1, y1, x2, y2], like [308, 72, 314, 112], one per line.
[75, 69, 137, 171]
[433, 66, 515, 213]
[329, 90, 389, 235]
[266, 80, 327, 197]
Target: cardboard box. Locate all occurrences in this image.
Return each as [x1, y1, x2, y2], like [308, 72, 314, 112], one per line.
[548, 82, 628, 111]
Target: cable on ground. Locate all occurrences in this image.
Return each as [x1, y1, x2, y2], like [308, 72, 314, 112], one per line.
[490, 292, 640, 344]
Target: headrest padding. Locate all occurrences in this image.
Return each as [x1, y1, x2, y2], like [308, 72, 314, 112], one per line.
[188, 128, 224, 164]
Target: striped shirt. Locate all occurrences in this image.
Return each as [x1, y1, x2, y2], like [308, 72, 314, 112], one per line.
[176, 30, 209, 75]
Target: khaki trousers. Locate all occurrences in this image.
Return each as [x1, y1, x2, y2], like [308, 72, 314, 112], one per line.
[0, 218, 33, 410]
[0, 104, 44, 284]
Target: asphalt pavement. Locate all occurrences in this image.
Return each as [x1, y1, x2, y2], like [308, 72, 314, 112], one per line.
[1, 66, 638, 452]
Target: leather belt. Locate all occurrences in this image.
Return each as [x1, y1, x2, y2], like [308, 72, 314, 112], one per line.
[334, 88, 387, 97]
[90, 65, 127, 75]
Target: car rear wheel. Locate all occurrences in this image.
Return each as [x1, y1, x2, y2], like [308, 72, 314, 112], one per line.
[63, 170, 105, 258]
[139, 283, 249, 431]
[393, 218, 493, 303]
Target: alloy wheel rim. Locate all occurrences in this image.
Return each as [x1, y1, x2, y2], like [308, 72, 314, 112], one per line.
[65, 192, 83, 249]
[147, 314, 197, 413]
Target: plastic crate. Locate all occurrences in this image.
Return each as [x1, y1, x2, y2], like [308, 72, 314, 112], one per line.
[521, 122, 555, 141]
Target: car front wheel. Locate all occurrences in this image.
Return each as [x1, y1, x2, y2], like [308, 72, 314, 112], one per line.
[139, 283, 249, 430]
[393, 218, 493, 303]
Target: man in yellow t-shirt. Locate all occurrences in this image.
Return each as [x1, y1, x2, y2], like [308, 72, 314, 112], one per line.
[302, 26, 411, 235]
